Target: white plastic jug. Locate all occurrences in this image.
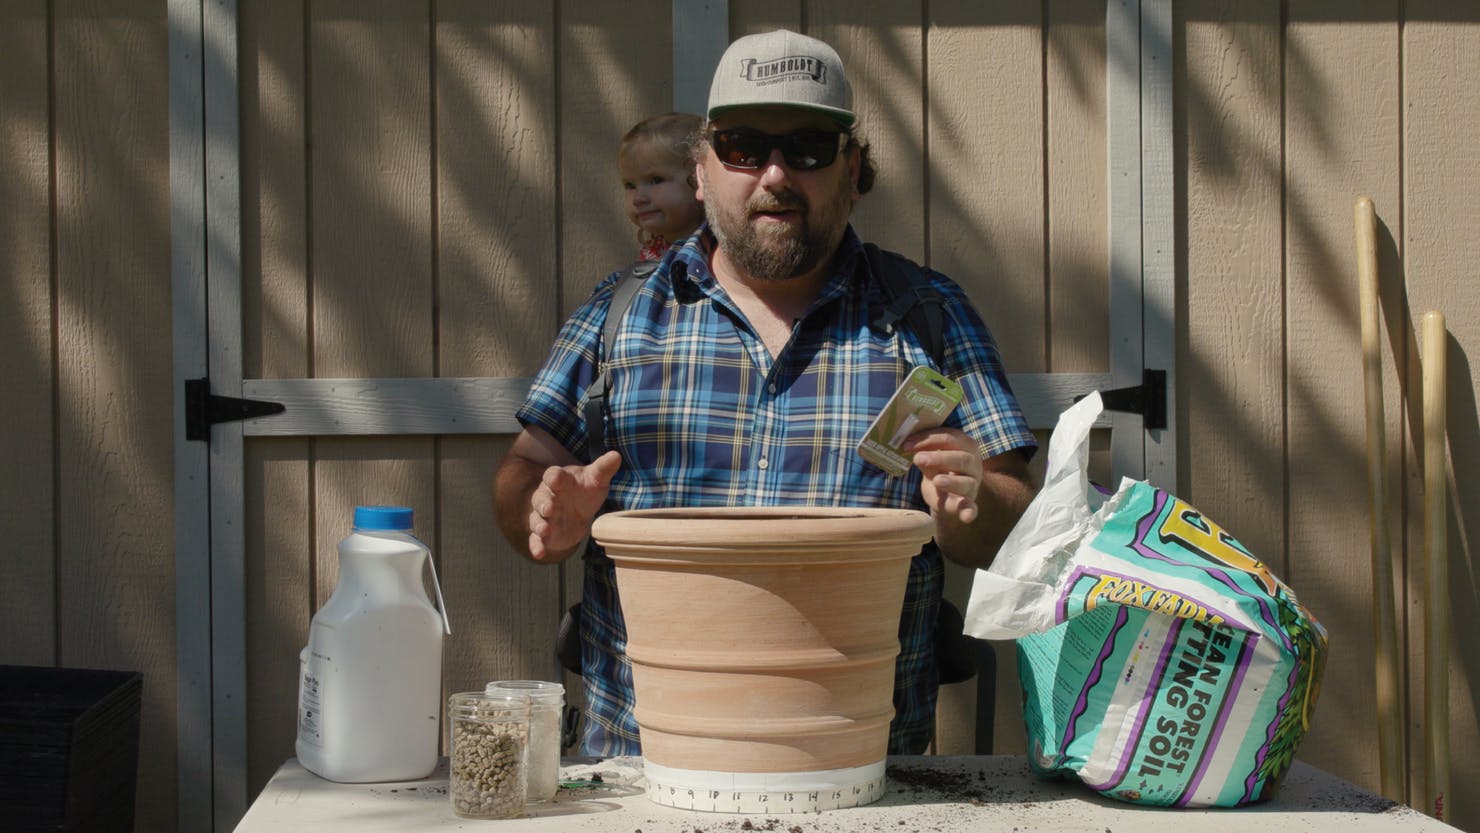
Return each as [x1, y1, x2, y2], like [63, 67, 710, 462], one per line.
[296, 505, 450, 783]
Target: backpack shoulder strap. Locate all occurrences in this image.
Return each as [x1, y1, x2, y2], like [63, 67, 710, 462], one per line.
[865, 242, 946, 368]
[581, 260, 660, 461]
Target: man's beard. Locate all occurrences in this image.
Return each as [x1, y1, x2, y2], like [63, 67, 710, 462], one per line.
[703, 176, 852, 281]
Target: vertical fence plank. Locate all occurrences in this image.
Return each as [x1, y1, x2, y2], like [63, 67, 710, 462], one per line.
[1047, 0, 1112, 491]
[239, 0, 314, 799]
[811, 0, 925, 258]
[305, 0, 442, 769]
[308, 0, 434, 380]
[1047, 0, 1108, 377]
[436, 0, 563, 697]
[242, 437, 311, 795]
[558, 0, 671, 321]
[1403, 6, 1480, 825]
[307, 0, 438, 607]
[1283, 0, 1401, 798]
[926, 2, 1046, 373]
[54, 1, 176, 830]
[0, 1, 56, 667]
[1180, 0, 1285, 561]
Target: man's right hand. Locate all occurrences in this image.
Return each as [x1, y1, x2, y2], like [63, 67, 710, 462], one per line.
[527, 450, 622, 561]
[493, 426, 622, 564]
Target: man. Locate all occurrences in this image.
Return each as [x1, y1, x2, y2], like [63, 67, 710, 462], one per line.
[494, 28, 1037, 755]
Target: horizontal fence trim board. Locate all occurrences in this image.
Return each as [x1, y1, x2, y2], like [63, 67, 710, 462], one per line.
[1009, 373, 1115, 429]
[240, 377, 530, 435]
[239, 373, 1111, 437]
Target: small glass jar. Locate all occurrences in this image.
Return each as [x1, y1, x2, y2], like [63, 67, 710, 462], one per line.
[448, 691, 530, 819]
[486, 680, 565, 803]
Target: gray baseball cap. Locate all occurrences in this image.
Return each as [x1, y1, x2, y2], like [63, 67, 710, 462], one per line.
[707, 29, 855, 127]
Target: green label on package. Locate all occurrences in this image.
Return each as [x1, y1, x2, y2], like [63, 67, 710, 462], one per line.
[857, 366, 962, 476]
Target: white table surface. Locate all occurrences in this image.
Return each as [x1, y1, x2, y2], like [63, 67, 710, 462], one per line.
[234, 755, 1457, 832]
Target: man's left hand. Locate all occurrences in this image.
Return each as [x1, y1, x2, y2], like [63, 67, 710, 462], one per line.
[906, 427, 1036, 569]
[906, 427, 983, 524]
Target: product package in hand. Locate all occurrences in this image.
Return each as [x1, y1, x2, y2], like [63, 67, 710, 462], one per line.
[964, 393, 1327, 807]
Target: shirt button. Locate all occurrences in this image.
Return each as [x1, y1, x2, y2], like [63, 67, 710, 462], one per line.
[768, 383, 777, 394]
[758, 458, 769, 470]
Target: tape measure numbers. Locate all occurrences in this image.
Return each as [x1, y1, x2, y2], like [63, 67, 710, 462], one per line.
[642, 760, 887, 814]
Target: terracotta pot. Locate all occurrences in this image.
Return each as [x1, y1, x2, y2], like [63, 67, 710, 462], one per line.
[591, 506, 934, 810]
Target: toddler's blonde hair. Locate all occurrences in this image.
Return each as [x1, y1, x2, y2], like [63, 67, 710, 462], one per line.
[620, 112, 703, 188]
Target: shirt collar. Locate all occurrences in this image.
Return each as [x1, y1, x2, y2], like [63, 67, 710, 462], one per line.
[671, 226, 713, 287]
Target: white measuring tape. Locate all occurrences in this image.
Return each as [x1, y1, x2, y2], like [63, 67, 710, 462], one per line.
[642, 760, 887, 814]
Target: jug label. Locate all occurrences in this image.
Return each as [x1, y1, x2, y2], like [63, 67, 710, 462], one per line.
[298, 660, 324, 748]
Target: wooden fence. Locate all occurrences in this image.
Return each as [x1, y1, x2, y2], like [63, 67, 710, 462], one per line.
[1, 1, 1477, 830]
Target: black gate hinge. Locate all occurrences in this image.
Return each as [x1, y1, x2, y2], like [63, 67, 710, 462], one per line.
[1077, 369, 1167, 430]
[185, 378, 286, 442]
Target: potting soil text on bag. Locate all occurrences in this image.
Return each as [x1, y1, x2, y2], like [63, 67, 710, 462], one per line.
[964, 394, 1327, 807]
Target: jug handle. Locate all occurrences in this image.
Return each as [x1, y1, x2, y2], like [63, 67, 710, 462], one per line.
[411, 534, 453, 635]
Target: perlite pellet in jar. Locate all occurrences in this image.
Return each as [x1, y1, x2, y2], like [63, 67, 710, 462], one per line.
[448, 691, 530, 819]
[485, 680, 564, 803]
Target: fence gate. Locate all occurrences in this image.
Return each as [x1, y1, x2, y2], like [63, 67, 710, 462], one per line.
[170, 1, 1174, 829]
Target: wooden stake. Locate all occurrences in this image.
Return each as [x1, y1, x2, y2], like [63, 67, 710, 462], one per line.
[1355, 196, 1404, 803]
[1422, 310, 1449, 821]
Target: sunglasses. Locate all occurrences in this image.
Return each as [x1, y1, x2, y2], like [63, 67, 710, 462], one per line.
[710, 128, 847, 171]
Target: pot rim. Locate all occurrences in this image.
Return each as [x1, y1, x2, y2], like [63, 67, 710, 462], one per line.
[591, 506, 935, 554]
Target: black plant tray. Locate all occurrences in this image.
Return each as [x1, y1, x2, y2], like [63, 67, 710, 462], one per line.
[0, 666, 143, 832]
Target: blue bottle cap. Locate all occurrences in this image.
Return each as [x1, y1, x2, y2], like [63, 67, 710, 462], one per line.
[353, 505, 414, 531]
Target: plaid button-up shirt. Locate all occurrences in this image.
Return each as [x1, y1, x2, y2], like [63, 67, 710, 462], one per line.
[518, 225, 1036, 756]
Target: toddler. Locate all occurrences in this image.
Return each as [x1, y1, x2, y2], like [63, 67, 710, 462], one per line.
[617, 113, 705, 261]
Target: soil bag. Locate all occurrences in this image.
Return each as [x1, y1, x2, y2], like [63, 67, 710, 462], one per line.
[964, 393, 1327, 807]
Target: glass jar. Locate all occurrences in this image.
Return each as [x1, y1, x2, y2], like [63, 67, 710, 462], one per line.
[486, 680, 565, 803]
[448, 691, 530, 819]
